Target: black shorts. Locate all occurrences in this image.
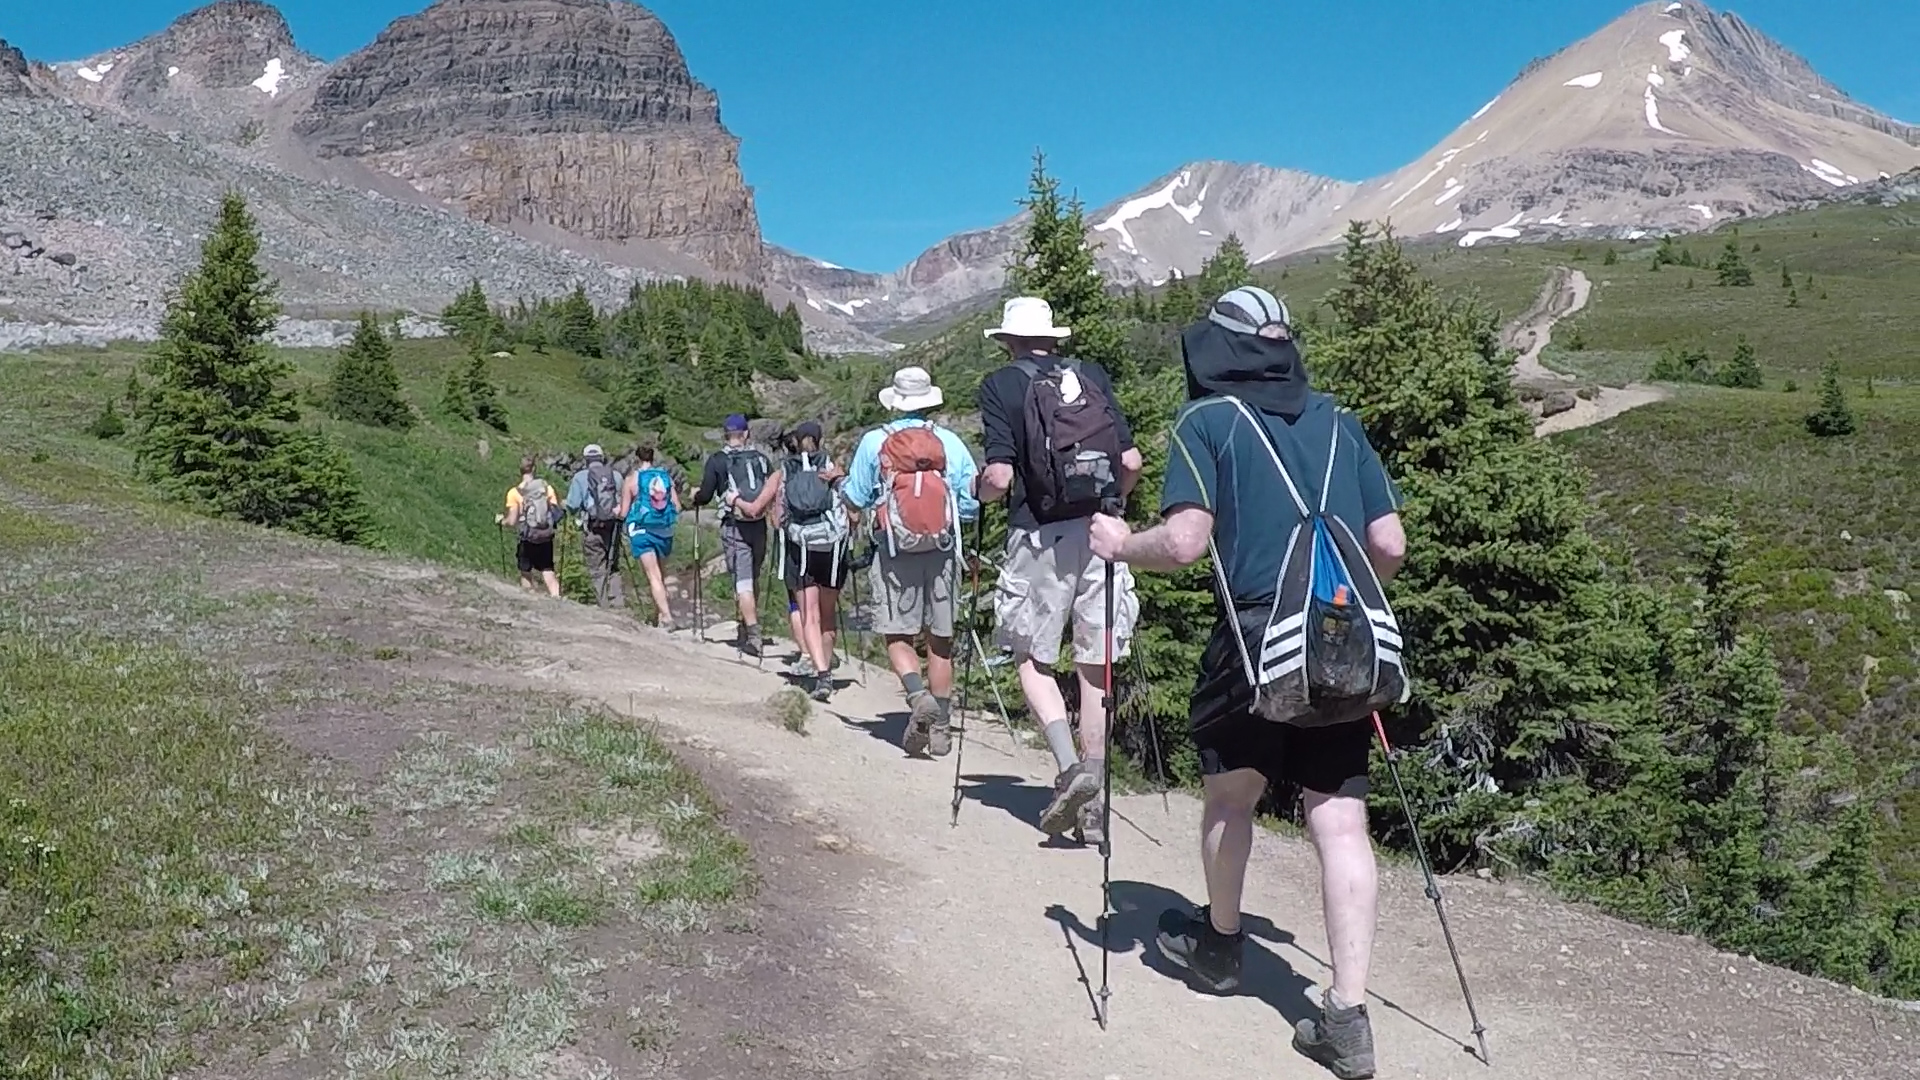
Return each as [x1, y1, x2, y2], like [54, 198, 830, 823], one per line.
[516, 538, 556, 574]
[1188, 620, 1372, 798]
[781, 543, 848, 592]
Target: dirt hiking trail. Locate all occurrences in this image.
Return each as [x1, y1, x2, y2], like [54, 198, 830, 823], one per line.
[479, 582, 1917, 1080]
[1504, 267, 1669, 436]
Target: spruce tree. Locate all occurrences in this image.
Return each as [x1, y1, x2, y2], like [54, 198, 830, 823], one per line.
[1717, 335, 1763, 389]
[326, 312, 414, 429]
[135, 192, 374, 545]
[1006, 151, 1132, 380]
[1716, 235, 1754, 286]
[440, 365, 474, 421]
[1780, 264, 1793, 288]
[458, 345, 507, 432]
[1310, 222, 1639, 859]
[441, 279, 503, 343]
[557, 284, 603, 357]
[1805, 359, 1856, 437]
[87, 399, 127, 439]
[1194, 233, 1252, 303]
[1603, 247, 1619, 266]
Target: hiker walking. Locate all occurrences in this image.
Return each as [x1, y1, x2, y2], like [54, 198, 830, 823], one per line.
[772, 420, 851, 701]
[690, 413, 777, 657]
[620, 445, 684, 631]
[1088, 287, 1409, 1079]
[497, 456, 563, 598]
[564, 443, 626, 608]
[841, 367, 979, 755]
[976, 296, 1141, 846]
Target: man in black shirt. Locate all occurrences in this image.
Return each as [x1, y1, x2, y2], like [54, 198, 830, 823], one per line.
[975, 296, 1143, 847]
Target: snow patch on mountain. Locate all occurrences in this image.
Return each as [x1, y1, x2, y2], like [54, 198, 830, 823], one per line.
[77, 60, 115, 82]
[1471, 96, 1499, 120]
[252, 58, 285, 96]
[1435, 218, 1464, 234]
[1093, 171, 1206, 256]
[1435, 178, 1464, 205]
[1564, 71, 1605, 88]
[1660, 29, 1692, 63]
[1645, 86, 1681, 134]
[1808, 158, 1860, 185]
[1690, 203, 1714, 219]
[1459, 211, 1525, 248]
[1647, 68, 1666, 87]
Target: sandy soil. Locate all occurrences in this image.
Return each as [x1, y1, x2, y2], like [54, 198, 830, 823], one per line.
[1505, 267, 1670, 436]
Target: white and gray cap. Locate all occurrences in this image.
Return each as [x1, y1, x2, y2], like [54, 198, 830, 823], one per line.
[1207, 286, 1290, 335]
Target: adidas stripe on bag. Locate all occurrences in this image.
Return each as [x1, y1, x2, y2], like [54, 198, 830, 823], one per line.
[1208, 397, 1409, 728]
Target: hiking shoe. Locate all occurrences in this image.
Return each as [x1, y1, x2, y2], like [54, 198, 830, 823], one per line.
[927, 713, 953, 757]
[1037, 762, 1102, 837]
[1073, 799, 1105, 849]
[1154, 905, 1244, 993]
[789, 655, 817, 678]
[1293, 989, 1376, 1080]
[809, 672, 833, 703]
[901, 693, 940, 757]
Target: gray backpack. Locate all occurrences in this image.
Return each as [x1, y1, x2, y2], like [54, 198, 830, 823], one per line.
[782, 452, 848, 552]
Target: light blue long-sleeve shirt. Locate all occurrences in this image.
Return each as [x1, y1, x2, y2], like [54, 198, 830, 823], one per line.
[842, 416, 980, 523]
[562, 469, 593, 515]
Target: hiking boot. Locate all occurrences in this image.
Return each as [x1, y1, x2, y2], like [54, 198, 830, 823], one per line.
[927, 712, 953, 757]
[1154, 905, 1243, 993]
[1073, 799, 1105, 849]
[789, 655, 817, 678]
[1037, 761, 1102, 837]
[738, 626, 761, 658]
[1293, 989, 1376, 1080]
[901, 693, 940, 757]
[809, 672, 833, 703]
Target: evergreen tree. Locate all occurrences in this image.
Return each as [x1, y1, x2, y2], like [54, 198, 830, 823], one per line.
[1159, 270, 1202, 329]
[441, 279, 504, 344]
[1652, 235, 1679, 269]
[1194, 233, 1252, 303]
[1780, 264, 1794, 288]
[440, 365, 474, 421]
[326, 312, 414, 429]
[1805, 359, 1856, 437]
[1717, 335, 1763, 389]
[1716, 235, 1755, 286]
[1006, 151, 1132, 380]
[135, 192, 375, 546]
[1603, 247, 1619, 266]
[1786, 286, 1801, 308]
[462, 346, 508, 432]
[557, 284, 603, 357]
[1310, 223, 1639, 859]
[87, 399, 126, 440]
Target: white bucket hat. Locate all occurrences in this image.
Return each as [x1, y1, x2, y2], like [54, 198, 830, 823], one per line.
[878, 366, 945, 412]
[984, 296, 1072, 341]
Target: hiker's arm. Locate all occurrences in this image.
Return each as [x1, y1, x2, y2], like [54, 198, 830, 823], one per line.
[977, 375, 1016, 503]
[739, 466, 780, 518]
[950, 436, 982, 523]
[1117, 447, 1144, 499]
[690, 456, 725, 507]
[617, 475, 635, 520]
[839, 433, 879, 510]
[1091, 505, 1213, 570]
[1366, 514, 1407, 585]
[670, 486, 683, 512]
[503, 493, 521, 528]
[562, 472, 588, 514]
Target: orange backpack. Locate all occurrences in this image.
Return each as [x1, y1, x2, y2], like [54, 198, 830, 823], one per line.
[874, 422, 957, 557]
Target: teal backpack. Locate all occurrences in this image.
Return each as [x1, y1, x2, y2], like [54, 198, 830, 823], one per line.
[626, 467, 678, 537]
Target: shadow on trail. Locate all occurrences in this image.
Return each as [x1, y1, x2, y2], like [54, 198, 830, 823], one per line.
[831, 708, 912, 752]
[955, 774, 1089, 849]
[1046, 880, 1476, 1056]
[1046, 880, 1318, 1030]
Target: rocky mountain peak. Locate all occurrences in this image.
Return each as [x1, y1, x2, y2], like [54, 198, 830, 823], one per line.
[0, 38, 33, 96]
[144, 0, 309, 91]
[1678, 3, 1919, 143]
[291, 0, 762, 274]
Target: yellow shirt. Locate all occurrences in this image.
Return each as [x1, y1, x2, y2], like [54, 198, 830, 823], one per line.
[505, 479, 559, 519]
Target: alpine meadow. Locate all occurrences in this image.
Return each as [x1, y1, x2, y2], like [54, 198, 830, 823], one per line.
[3, 0, 1919, 1078]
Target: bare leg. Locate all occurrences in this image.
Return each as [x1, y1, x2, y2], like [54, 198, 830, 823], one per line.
[799, 585, 830, 672]
[1199, 769, 1268, 934]
[1074, 663, 1111, 761]
[926, 634, 955, 697]
[1016, 656, 1068, 726]
[639, 551, 671, 625]
[885, 635, 921, 681]
[819, 587, 840, 661]
[1303, 790, 1378, 1006]
[541, 570, 561, 598]
[519, 571, 537, 591]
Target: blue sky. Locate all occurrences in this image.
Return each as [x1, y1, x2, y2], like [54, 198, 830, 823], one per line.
[10, 1, 1917, 272]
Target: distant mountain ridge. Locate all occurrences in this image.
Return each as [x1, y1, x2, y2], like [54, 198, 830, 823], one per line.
[778, 0, 1920, 330]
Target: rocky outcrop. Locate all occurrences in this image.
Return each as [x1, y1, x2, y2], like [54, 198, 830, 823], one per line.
[0, 38, 33, 95]
[293, 0, 763, 275]
[1451, 147, 1836, 228]
[115, 0, 311, 101]
[1683, 3, 1920, 145]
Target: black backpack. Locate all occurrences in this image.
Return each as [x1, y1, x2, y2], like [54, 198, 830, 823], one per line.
[583, 462, 622, 525]
[1210, 396, 1408, 728]
[722, 447, 771, 521]
[1014, 357, 1126, 523]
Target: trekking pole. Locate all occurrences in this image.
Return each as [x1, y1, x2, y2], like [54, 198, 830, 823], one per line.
[494, 521, 508, 579]
[1095, 535, 1118, 1031]
[692, 506, 704, 639]
[948, 513, 987, 827]
[1372, 711, 1490, 1064]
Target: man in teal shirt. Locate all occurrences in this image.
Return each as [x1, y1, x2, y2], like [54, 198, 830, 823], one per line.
[841, 366, 980, 757]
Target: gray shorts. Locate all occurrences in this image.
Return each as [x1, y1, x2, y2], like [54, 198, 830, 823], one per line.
[721, 521, 768, 592]
[993, 520, 1138, 666]
[870, 549, 956, 639]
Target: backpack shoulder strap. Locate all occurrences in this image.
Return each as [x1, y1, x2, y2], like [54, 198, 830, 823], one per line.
[1218, 396, 1312, 518]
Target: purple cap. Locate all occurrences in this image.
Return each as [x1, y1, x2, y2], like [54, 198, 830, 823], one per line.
[723, 413, 749, 432]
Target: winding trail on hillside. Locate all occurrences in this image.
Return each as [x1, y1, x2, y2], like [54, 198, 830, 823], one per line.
[1506, 267, 1669, 436]
[468, 589, 1917, 1080]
